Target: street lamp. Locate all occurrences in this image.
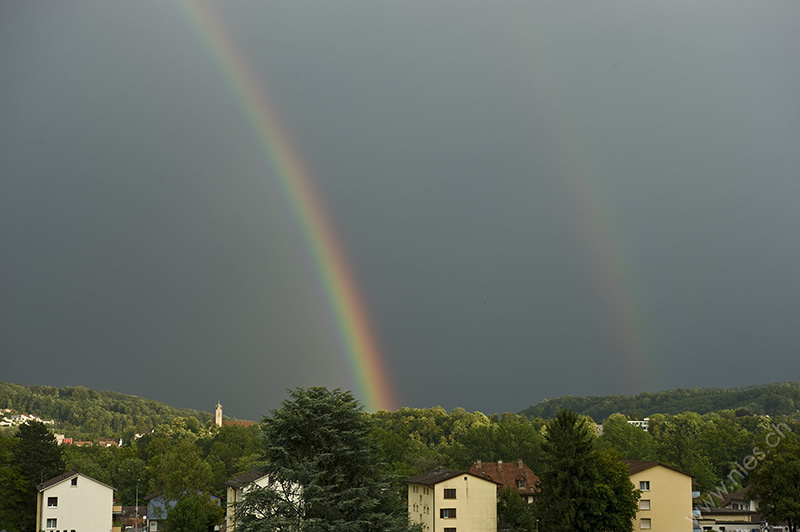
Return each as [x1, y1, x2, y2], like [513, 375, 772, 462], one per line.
[135, 479, 140, 532]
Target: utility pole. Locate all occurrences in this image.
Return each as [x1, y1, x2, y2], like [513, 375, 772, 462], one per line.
[135, 479, 139, 532]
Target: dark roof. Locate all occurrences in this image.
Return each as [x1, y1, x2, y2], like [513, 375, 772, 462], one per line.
[37, 470, 115, 492]
[405, 468, 494, 486]
[468, 460, 539, 495]
[406, 469, 466, 485]
[225, 469, 268, 488]
[624, 460, 692, 477]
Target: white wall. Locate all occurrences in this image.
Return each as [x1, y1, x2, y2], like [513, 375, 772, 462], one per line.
[40, 475, 113, 532]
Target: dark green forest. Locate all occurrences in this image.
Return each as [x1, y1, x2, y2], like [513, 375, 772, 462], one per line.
[521, 382, 800, 420]
[0, 381, 214, 439]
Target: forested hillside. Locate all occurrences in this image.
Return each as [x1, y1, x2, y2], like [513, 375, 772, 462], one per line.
[0, 381, 213, 439]
[520, 382, 800, 421]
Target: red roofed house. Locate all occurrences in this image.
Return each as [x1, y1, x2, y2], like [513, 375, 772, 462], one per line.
[468, 460, 539, 503]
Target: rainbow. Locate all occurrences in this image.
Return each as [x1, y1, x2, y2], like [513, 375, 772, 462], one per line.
[178, 2, 396, 412]
[500, 7, 661, 387]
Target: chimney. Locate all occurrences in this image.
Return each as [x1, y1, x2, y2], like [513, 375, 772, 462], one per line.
[476, 460, 482, 468]
[518, 459, 523, 469]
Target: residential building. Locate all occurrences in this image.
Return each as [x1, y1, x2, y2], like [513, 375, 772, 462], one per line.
[224, 469, 270, 532]
[696, 487, 760, 532]
[406, 468, 499, 532]
[36, 470, 115, 532]
[468, 460, 539, 503]
[626, 461, 694, 532]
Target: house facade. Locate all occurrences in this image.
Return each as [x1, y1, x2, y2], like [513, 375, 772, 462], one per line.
[224, 469, 271, 532]
[406, 468, 498, 532]
[626, 461, 694, 532]
[36, 470, 115, 532]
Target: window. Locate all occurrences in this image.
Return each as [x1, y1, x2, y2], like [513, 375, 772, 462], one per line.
[440, 508, 457, 519]
[640, 518, 651, 529]
[443, 488, 456, 499]
[47, 496, 58, 508]
[639, 499, 650, 510]
[444, 528, 457, 532]
[46, 519, 57, 529]
[639, 481, 650, 491]
[71, 477, 78, 486]
[517, 480, 526, 488]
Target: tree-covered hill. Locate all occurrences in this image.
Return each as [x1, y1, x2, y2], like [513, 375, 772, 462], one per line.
[0, 381, 213, 439]
[520, 382, 800, 421]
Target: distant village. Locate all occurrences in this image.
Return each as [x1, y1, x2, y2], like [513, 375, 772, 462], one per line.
[8, 404, 779, 532]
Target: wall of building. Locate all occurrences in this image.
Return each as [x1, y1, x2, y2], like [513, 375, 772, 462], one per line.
[409, 474, 497, 532]
[39, 475, 113, 532]
[631, 466, 693, 532]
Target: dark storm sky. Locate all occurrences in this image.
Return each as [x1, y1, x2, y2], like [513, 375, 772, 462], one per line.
[2, 0, 799, 420]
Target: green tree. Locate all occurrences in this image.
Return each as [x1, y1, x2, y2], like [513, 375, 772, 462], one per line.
[598, 413, 656, 461]
[536, 410, 638, 532]
[166, 493, 224, 532]
[147, 438, 213, 501]
[749, 437, 800, 532]
[237, 387, 416, 532]
[497, 486, 537, 532]
[652, 413, 716, 490]
[13, 421, 65, 531]
[0, 430, 26, 532]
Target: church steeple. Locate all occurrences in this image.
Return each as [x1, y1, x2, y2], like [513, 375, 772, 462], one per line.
[215, 401, 222, 427]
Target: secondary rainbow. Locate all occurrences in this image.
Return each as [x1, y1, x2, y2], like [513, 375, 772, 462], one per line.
[500, 7, 661, 387]
[179, 2, 396, 412]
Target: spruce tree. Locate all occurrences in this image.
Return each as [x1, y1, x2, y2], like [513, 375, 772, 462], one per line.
[14, 420, 65, 531]
[536, 409, 638, 532]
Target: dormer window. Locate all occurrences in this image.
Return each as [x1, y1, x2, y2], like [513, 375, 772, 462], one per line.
[517, 480, 526, 489]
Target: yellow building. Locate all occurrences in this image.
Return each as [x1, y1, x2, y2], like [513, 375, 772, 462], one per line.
[406, 468, 499, 532]
[626, 461, 694, 532]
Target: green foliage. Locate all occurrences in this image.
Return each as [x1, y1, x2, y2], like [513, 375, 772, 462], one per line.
[498, 486, 537, 532]
[0, 381, 213, 440]
[446, 419, 545, 471]
[537, 410, 639, 532]
[147, 438, 213, 501]
[237, 387, 415, 532]
[598, 413, 657, 461]
[0, 430, 26, 532]
[521, 382, 800, 420]
[13, 421, 65, 532]
[166, 493, 224, 532]
[749, 436, 800, 532]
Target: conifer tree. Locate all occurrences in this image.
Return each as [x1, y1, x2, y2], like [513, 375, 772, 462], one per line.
[237, 387, 416, 532]
[536, 409, 638, 532]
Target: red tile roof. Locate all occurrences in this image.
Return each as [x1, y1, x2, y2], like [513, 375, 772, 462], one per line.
[468, 460, 539, 496]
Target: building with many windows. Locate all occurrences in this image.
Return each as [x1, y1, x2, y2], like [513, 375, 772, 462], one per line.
[405, 468, 498, 532]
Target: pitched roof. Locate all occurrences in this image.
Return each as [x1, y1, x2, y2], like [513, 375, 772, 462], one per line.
[37, 470, 115, 492]
[225, 469, 269, 488]
[406, 469, 472, 486]
[468, 460, 539, 495]
[624, 460, 692, 477]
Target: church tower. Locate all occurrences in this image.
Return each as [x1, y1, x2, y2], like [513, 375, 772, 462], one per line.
[215, 401, 222, 427]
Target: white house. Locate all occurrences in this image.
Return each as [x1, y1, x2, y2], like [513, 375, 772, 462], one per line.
[224, 469, 271, 532]
[36, 470, 115, 532]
